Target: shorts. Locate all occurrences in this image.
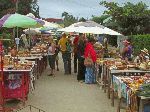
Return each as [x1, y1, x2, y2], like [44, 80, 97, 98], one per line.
[48, 55, 56, 69]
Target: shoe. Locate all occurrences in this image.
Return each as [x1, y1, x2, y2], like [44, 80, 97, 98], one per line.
[48, 74, 53, 76]
[57, 68, 59, 71]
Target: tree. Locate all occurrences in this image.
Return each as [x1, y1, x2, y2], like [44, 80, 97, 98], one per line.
[100, 1, 150, 35]
[62, 12, 77, 27]
[0, 0, 39, 18]
[91, 15, 110, 25]
[79, 17, 86, 22]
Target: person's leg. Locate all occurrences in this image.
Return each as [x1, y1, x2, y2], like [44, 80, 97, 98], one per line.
[80, 58, 85, 81]
[55, 55, 59, 71]
[74, 53, 77, 73]
[68, 53, 71, 74]
[48, 55, 53, 76]
[77, 59, 81, 81]
[51, 55, 56, 76]
[62, 52, 69, 74]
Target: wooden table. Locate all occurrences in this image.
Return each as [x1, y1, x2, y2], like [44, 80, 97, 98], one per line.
[109, 70, 150, 112]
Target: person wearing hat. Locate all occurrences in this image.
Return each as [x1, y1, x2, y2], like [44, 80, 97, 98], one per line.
[134, 48, 149, 63]
[122, 39, 133, 61]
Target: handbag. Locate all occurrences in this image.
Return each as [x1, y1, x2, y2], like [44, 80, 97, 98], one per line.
[84, 53, 93, 67]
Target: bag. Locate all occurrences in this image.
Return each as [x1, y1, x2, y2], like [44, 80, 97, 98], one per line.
[84, 53, 93, 67]
[66, 41, 72, 52]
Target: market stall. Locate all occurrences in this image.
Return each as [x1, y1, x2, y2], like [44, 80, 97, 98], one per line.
[96, 58, 150, 112]
[0, 54, 35, 111]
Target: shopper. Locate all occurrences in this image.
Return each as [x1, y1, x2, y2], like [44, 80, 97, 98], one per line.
[66, 34, 72, 74]
[58, 33, 71, 74]
[77, 33, 86, 82]
[73, 35, 79, 73]
[84, 38, 97, 84]
[48, 38, 56, 76]
[54, 38, 60, 71]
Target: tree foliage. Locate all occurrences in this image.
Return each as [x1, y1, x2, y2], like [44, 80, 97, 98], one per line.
[91, 15, 110, 25]
[129, 35, 150, 55]
[100, 1, 150, 35]
[78, 17, 86, 22]
[0, 0, 39, 18]
[62, 12, 77, 27]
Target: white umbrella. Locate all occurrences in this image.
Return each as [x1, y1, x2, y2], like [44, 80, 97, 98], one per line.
[58, 21, 122, 35]
[102, 27, 122, 35]
[58, 26, 104, 34]
[42, 20, 62, 29]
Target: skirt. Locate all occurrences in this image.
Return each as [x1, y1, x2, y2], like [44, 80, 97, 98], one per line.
[85, 66, 96, 84]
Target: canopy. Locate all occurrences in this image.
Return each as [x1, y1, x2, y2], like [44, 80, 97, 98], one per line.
[58, 21, 122, 35]
[0, 13, 43, 28]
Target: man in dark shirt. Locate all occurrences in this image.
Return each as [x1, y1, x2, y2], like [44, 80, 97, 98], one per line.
[77, 33, 86, 82]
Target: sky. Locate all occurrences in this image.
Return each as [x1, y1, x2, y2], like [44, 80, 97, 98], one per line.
[38, 0, 150, 19]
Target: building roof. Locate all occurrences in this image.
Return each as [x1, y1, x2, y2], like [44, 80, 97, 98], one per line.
[43, 18, 63, 23]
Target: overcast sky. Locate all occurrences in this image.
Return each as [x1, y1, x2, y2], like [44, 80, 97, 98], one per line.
[38, 0, 150, 19]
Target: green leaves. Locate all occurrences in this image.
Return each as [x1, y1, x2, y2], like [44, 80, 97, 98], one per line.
[99, 1, 150, 35]
[0, 0, 39, 18]
[62, 12, 77, 27]
[129, 35, 150, 55]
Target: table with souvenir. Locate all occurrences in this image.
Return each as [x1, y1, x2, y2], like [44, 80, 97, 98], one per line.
[0, 53, 35, 105]
[96, 56, 150, 112]
[16, 42, 48, 78]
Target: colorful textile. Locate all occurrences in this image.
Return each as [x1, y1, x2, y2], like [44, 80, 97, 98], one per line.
[84, 42, 97, 62]
[85, 66, 96, 84]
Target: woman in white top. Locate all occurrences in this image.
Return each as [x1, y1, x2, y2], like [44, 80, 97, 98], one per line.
[48, 38, 56, 76]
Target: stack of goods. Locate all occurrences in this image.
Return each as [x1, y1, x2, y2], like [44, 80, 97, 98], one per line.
[94, 42, 104, 58]
[96, 58, 105, 65]
[30, 43, 48, 54]
[108, 46, 119, 58]
[138, 61, 150, 70]
[94, 42, 103, 51]
[3, 57, 33, 70]
[120, 75, 150, 91]
[113, 74, 150, 98]
[17, 51, 30, 57]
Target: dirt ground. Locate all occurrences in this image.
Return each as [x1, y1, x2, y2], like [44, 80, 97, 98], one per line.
[24, 56, 125, 112]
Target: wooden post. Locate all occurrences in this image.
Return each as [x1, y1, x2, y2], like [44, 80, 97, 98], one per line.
[0, 41, 4, 111]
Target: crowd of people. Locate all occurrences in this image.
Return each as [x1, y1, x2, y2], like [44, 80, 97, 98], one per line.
[47, 32, 97, 84]
[9, 32, 149, 84]
[46, 33, 150, 84]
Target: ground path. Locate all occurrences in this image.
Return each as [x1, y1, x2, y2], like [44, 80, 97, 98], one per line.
[24, 57, 124, 112]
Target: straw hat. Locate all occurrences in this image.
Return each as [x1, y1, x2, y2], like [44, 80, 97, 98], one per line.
[123, 39, 130, 44]
[141, 48, 149, 55]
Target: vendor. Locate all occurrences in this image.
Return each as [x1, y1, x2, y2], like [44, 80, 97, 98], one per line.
[9, 45, 17, 57]
[134, 48, 149, 63]
[122, 39, 133, 61]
